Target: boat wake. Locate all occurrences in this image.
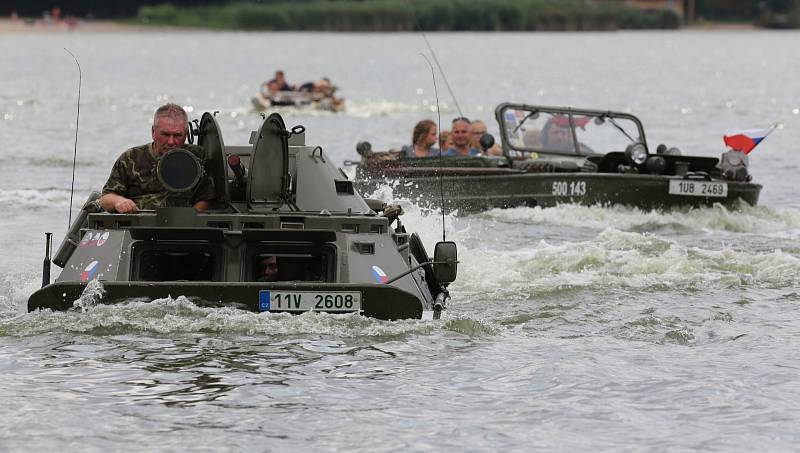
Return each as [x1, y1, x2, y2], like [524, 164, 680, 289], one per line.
[0, 291, 511, 341]
[455, 226, 800, 297]
[481, 202, 800, 237]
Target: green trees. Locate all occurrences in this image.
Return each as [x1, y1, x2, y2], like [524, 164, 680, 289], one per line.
[136, 0, 682, 31]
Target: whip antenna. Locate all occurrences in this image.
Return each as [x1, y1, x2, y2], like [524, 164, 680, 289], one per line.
[420, 53, 447, 242]
[64, 48, 81, 230]
[418, 30, 463, 118]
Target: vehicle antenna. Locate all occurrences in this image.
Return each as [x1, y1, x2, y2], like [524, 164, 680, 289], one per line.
[64, 48, 82, 230]
[418, 29, 463, 118]
[420, 53, 447, 242]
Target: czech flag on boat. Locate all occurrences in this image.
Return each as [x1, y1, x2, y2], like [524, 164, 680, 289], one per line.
[723, 125, 776, 154]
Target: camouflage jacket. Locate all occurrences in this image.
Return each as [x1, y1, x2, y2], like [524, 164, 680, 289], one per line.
[102, 143, 215, 210]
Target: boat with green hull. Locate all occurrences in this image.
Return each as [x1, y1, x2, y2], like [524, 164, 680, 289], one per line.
[353, 103, 762, 212]
[29, 112, 457, 320]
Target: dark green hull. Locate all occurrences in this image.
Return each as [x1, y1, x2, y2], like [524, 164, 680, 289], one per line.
[355, 172, 761, 212]
[29, 281, 424, 320]
[353, 103, 765, 213]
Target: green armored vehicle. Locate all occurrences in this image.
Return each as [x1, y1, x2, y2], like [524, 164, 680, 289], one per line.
[353, 103, 762, 212]
[29, 112, 457, 320]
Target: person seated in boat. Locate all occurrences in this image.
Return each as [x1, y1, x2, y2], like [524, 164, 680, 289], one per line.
[441, 117, 481, 156]
[266, 70, 293, 92]
[540, 117, 575, 152]
[469, 119, 502, 156]
[296, 78, 344, 111]
[253, 70, 292, 108]
[522, 128, 542, 148]
[256, 255, 279, 282]
[402, 119, 439, 157]
[296, 77, 330, 94]
[99, 103, 215, 214]
[438, 130, 453, 153]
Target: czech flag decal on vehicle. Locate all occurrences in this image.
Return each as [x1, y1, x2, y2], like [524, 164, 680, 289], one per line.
[371, 265, 388, 284]
[80, 260, 99, 282]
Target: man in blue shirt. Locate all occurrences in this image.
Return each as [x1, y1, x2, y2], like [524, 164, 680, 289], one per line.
[442, 117, 481, 156]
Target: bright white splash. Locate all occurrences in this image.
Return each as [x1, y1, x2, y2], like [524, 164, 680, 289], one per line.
[481, 203, 800, 236]
[72, 280, 106, 312]
[9, 296, 439, 337]
[455, 226, 800, 297]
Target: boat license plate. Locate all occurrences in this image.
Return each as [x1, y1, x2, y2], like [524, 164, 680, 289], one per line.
[258, 290, 362, 313]
[668, 180, 728, 197]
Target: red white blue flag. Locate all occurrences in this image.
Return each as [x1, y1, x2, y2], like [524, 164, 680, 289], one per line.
[723, 125, 776, 154]
[371, 265, 388, 284]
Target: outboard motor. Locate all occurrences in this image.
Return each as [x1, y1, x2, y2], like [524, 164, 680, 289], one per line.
[719, 149, 751, 181]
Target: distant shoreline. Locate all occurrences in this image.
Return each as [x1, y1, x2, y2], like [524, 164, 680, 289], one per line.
[0, 18, 196, 33]
[0, 18, 758, 34]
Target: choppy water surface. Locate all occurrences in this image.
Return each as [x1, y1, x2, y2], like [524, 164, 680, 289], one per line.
[2, 31, 800, 451]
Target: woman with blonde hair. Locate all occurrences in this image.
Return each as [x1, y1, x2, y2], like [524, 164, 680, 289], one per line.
[438, 130, 453, 154]
[404, 119, 438, 157]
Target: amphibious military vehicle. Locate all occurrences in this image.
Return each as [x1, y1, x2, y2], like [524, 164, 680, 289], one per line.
[29, 112, 456, 320]
[353, 103, 762, 212]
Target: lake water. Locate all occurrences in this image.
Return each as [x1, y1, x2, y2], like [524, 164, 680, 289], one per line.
[2, 30, 800, 451]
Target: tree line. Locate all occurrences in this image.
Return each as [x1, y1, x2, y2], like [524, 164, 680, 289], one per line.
[2, 0, 799, 29]
[134, 0, 680, 31]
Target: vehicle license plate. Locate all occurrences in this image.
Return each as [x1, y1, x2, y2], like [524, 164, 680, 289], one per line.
[668, 180, 728, 197]
[258, 291, 362, 313]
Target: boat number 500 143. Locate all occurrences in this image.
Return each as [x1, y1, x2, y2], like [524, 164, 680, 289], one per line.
[552, 181, 586, 196]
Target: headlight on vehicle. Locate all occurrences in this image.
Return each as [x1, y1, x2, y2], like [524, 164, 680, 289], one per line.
[625, 142, 648, 165]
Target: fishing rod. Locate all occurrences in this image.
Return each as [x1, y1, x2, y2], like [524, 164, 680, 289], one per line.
[64, 48, 81, 230]
[420, 53, 447, 242]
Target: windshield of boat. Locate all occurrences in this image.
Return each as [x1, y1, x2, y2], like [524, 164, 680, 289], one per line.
[499, 106, 645, 156]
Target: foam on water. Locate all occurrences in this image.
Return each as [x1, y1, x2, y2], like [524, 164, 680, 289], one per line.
[342, 99, 456, 118]
[455, 227, 800, 297]
[361, 180, 800, 242]
[0, 156, 104, 169]
[352, 183, 800, 304]
[0, 189, 74, 209]
[482, 202, 800, 236]
[1, 295, 438, 337]
[482, 203, 800, 234]
[3, 299, 509, 344]
[221, 99, 441, 119]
